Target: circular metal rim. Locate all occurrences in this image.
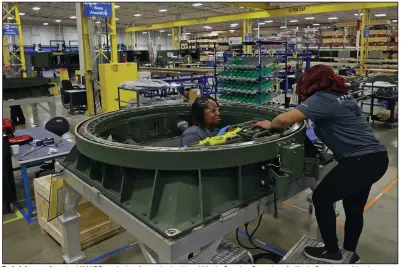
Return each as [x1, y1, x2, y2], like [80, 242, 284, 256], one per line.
[75, 103, 305, 152]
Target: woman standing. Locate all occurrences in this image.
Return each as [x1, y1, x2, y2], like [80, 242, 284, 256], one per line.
[256, 65, 388, 263]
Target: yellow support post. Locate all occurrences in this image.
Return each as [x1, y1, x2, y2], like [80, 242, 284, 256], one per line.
[3, 2, 26, 77]
[80, 3, 96, 115]
[3, 37, 9, 64]
[108, 3, 118, 63]
[359, 9, 370, 73]
[172, 27, 181, 50]
[172, 27, 175, 50]
[242, 20, 252, 54]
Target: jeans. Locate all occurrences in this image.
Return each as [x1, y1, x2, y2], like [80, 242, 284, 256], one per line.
[312, 151, 389, 253]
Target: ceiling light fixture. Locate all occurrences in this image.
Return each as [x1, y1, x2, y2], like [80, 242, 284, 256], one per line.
[354, 13, 363, 16]
[313, 23, 320, 26]
[115, 5, 120, 8]
[70, 16, 77, 19]
[55, 19, 61, 22]
[142, 32, 148, 34]
[168, 33, 172, 36]
[95, 21, 101, 24]
[203, 26, 212, 29]
[159, 9, 167, 12]
[230, 23, 239, 27]
[43, 22, 48, 25]
[290, 20, 298, 23]
[280, 26, 287, 29]
[265, 20, 273, 23]
[159, 30, 165, 32]
[375, 14, 386, 17]
[32, 7, 40, 10]
[134, 14, 141, 17]
[305, 17, 315, 20]
[7, 17, 13, 20]
[185, 32, 191, 35]
[229, 29, 235, 32]
[19, 12, 25, 16]
[392, 19, 398, 22]
[192, 3, 203, 7]
[328, 17, 338, 20]
[258, 22, 265, 25]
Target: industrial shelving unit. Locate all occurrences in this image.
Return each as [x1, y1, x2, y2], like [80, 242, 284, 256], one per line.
[214, 40, 288, 106]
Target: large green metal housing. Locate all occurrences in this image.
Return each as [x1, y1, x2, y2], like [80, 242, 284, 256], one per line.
[3, 77, 52, 100]
[61, 104, 321, 239]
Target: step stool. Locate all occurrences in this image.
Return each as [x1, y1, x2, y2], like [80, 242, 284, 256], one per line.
[280, 235, 355, 264]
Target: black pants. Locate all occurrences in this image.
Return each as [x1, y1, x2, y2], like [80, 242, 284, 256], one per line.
[312, 151, 388, 253]
[10, 105, 25, 124]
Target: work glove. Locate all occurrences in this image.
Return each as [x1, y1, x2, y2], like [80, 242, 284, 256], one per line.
[217, 125, 230, 136]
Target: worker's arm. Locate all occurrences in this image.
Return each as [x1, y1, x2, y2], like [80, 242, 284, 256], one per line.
[256, 109, 306, 130]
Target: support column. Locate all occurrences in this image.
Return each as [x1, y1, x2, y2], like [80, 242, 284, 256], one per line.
[172, 27, 181, 50]
[3, 3, 26, 77]
[78, 3, 96, 115]
[75, 3, 85, 75]
[131, 32, 135, 51]
[242, 19, 252, 54]
[108, 3, 118, 63]
[359, 9, 370, 73]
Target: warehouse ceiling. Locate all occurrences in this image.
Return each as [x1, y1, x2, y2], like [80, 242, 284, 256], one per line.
[15, 2, 398, 34]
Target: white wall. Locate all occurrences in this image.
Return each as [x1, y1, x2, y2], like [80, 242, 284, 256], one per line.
[22, 25, 172, 50]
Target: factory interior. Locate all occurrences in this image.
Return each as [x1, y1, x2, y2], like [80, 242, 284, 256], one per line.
[2, 1, 399, 264]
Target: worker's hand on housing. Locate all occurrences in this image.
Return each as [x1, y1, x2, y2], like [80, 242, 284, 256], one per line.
[255, 120, 272, 129]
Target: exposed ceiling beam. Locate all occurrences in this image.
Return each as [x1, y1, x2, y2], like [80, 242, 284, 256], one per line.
[221, 2, 273, 10]
[126, 2, 397, 32]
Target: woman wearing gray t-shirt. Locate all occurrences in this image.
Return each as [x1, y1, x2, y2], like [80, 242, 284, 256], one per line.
[256, 65, 388, 264]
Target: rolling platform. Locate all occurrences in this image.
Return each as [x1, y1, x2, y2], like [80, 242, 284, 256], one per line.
[280, 235, 355, 264]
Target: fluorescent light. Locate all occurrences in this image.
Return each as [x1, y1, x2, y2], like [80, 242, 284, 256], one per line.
[95, 21, 101, 24]
[159, 30, 165, 32]
[313, 23, 320, 26]
[328, 17, 338, 20]
[115, 18, 119, 21]
[142, 32, 148, 34]
[290, 20, 298, 23]
[203, 26, 212, 29]
[192, 3, 203, 7]
[7, 17, 12, 20]
[43, 22, 48, 25]
[229, 29, 235, 32]
[32, 7, 40, 11]
[240, 6, 244, 8]
[253, 28, 258, 31]
[354, 13, 363, 16]
[392, 19, 398, 22]
[375, 14, 386, 17]
[305, 17, 315, 20]
[230, 23, 239, 27]
[258, 22, 265, 25]
[55, 20, 61, 23]
[115, 5, 120, 8]
[168, 33, 172, 36]
[19, 13, 25, 16]
[159, 9, 167, 12]
[70, 16, 77, 19]
[185, 32, 191, 35]
[265, 20, 273, 23]
[134, 14, 141, 17]
[280, 26, 287, 29]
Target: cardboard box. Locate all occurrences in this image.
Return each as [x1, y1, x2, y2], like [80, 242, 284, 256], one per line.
[187, 89, 200, 103]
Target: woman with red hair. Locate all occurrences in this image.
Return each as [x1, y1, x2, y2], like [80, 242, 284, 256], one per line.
[256, 65, 388, 263]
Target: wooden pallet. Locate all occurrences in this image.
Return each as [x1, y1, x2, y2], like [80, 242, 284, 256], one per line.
[33, 175, 120, 253]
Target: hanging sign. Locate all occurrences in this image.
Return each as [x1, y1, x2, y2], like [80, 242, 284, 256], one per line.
[83, 3, 112, 18]
[3, 24, 18, 36]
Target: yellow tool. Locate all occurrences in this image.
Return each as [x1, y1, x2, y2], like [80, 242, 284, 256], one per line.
[198, 127, 242, 146]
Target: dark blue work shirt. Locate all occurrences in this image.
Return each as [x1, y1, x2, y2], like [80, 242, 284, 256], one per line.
[181, 126, 219, 147]
[296, 91, 386, 160]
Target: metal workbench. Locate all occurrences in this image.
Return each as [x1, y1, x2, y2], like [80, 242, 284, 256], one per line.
[3, 96, 57, 125]
[54, 161, 317, 264]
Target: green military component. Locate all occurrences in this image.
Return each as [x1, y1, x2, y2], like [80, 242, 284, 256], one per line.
[60, 103, 322, 240]
[3, 77, 52, 100]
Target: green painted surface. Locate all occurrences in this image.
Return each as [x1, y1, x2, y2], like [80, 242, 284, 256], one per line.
[61, 103, 322, 239]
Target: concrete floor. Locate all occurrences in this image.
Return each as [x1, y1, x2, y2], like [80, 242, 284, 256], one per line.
[2, 90, 398, 264]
